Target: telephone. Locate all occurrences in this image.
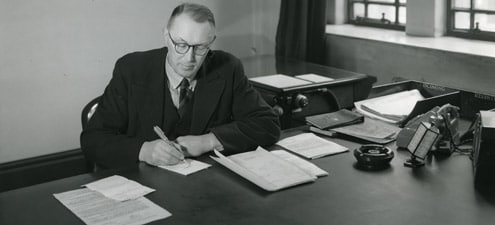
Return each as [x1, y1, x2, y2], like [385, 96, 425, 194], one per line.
[396, 104, 460, 155]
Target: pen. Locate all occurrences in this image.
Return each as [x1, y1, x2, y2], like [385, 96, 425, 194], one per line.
[153, 126, 189, 165]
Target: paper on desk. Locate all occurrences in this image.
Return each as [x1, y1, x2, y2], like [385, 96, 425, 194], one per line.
[271, 150, 328, 177]
[249, 74, 311, 88]
[84, 175, 154, 201]
[295, 73, 334, 83]
[159, 159, 211, 175]
[481, 111, 495, 128]
[211, 148, 317, 191]
[54, 188, 171, 225]
[276, 133, 348, 159]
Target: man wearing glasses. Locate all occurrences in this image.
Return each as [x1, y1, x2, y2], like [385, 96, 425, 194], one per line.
[81, 3, 280, 169]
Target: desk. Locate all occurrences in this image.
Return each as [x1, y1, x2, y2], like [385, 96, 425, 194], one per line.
[2, 127, 495, 225]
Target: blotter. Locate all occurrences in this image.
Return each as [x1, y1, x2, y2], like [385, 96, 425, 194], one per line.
[306, 109, 364, 130]
[211, 148, 320, 191]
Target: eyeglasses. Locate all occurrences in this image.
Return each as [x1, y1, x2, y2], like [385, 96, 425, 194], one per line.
[168, 32, 215, 56]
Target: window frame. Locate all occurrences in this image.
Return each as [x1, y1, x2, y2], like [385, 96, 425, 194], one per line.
[347, 0, 406, 31]
[447, 0, 495, 41]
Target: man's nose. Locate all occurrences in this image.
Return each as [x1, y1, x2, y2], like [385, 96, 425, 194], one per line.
[185, 47, 196, 62]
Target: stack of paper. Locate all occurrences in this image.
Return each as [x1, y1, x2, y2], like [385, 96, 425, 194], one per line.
[54, 175, 171, 225]
[355, 89, 425, 123]
[211, 148, 327, 191]
[276, 133, 348, 159]
[331, 117, 401, 144]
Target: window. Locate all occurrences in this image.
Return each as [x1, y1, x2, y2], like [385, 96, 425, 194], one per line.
[448, 0, 495, 41]
[348, 0, 407, 30]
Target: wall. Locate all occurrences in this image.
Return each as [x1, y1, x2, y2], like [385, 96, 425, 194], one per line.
[325, 35, 495, 97]
[0, 0, 280, 163]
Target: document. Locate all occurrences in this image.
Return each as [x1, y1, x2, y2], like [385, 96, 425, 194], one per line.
[331, 117, 400, 144]
[84, 175, 155, 201]
[276, 133, 348, 159]
[355, 89, 424, 123]
[295, 73, 334, 83]
[54, 188, 171, 225]
[249, 74, 312, 88]
[271, 150, 328, 177]
[159, 159, 211, 175]
[211, 148, 317, 191]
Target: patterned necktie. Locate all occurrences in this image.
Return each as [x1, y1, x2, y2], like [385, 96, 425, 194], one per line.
[178, 78, 192, 117]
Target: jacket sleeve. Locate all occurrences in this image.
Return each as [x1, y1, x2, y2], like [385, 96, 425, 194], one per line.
[80, 57, 145, 169]
[210, 59, 281, 153]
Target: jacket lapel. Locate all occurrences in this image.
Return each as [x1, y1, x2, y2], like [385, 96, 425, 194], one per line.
[136, 49, 167, 140]
[190, 61, 225, 134]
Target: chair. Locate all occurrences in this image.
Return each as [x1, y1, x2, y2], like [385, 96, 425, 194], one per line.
[81, 96, 100, 172]
[81, 96, 100, 130]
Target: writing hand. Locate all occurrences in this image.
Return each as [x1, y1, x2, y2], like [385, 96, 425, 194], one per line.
[139, 139, 185, 166]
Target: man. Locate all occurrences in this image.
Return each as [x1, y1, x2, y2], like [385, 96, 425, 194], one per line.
[80, 3, 281, 169]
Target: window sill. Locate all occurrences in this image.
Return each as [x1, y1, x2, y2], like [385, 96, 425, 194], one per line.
[326, 24, 495, 59]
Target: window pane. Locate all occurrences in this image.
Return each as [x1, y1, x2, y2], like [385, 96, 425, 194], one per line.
[455, 12, 471, 29]
[399, 0, 407, 3]
[353, 3, 365, 19]
[368, 4, 396, 22]
[398, 6, 406, 24]
[454, 0, 470, 8]
[474, 0, 495, 10]
[474, 13, 495, 32]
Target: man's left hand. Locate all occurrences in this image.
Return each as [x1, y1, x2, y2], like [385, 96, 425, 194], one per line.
[175, 133, 223, 157]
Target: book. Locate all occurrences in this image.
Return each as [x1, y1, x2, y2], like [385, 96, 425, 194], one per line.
[305, 109, 364, 130]
[211, 148, 327, 191]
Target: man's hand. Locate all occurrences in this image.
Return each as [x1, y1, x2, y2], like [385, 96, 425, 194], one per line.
[139, 139, 185, 166]
[176, 133, 223, 157]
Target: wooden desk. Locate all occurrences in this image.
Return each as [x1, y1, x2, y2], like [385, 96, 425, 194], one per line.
[1, 129, 494, 225]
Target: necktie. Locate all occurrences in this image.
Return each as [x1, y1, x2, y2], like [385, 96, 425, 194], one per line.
[178, 78, 192, 117]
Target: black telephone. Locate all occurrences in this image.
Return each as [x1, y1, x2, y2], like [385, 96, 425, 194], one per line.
[396, 104, 460, 154]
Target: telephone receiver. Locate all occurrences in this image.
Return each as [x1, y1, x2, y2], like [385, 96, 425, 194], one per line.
[396, 103, 460, 152]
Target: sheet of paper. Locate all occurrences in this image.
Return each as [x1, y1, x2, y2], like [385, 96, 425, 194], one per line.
[54, 188, 171, 225]
[84, 175, 154, 201]
[159, 159, 211, 175]
[295, 73, 334, 83]
[481, 110, 495, 128]
[211, 148, 316, 191]
[271, 150, 328, 177]
[276, 133, 348, 159]
[249, 74, 311, 88]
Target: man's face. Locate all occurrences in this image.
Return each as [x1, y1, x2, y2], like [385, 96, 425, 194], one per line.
[166, 14, 216, 79]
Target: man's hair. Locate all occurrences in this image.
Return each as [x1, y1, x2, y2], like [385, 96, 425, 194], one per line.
[167, 3, 216, 29]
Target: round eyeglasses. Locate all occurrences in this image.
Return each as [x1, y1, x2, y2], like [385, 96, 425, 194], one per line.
[168, 33, 215, 56]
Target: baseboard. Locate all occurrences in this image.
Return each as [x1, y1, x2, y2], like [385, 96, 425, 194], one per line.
[0, 149, 92, 193]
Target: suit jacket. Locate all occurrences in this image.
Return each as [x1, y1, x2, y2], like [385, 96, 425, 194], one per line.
[80, 47, 281, 168]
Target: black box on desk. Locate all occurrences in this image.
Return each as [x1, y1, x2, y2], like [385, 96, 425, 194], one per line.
[249, 73, 372, 129]
[472, 111, 495, 188]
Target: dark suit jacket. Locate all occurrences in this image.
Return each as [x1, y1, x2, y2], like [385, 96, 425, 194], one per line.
[80, 47, 281, 168]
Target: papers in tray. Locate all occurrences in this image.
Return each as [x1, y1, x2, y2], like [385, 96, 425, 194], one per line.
[210, 148, 327, 191]
[306, 109, 364, 130]
[355, 89, 424, 124]
[276, 133, 348, 159]
[331, 117, 401, 144]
